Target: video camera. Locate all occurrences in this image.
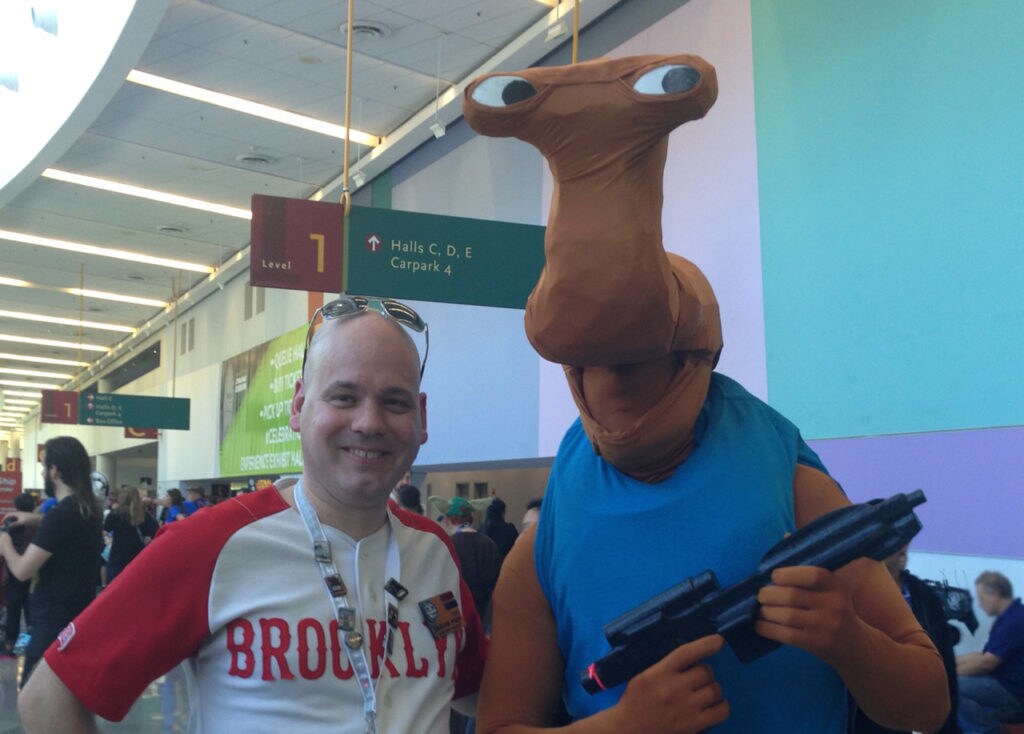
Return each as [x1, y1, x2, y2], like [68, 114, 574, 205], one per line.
[581, 490, 927, 693]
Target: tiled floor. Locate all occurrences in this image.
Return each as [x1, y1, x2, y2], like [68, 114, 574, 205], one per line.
[0, 656, 174, 733]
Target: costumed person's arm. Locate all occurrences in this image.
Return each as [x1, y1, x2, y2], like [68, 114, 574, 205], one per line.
[755, 464, 949, 732]
[18, 660, 100, 734]
[476, 528, 729, 734]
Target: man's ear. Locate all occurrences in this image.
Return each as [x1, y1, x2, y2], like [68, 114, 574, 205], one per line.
[289, 379, 305, 432]
[419, 392, 428, 445]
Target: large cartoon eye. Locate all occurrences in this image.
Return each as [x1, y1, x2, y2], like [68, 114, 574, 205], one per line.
[470, 75, 537, 107]
[633, 65, 701, 95]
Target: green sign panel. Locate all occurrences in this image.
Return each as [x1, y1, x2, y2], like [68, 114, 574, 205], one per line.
[79, 392, 190, 430]
[344, 205, 545, 309]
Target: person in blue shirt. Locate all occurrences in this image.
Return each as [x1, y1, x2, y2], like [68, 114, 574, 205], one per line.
[957, 571, 1024, 733]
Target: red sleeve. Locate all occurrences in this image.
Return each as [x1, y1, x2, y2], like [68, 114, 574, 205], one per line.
[45, 489, 289, 721]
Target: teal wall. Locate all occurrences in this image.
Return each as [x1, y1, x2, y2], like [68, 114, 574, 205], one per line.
[751, 2, 1023, 438]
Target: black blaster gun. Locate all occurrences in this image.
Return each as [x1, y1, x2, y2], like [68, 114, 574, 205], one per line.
[581, 490, 926, 694]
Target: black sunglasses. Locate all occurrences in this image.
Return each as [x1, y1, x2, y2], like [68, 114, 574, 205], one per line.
[301, 296, 429, 378]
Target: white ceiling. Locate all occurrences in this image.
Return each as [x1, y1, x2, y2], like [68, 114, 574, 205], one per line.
[0, 0, 635, 432]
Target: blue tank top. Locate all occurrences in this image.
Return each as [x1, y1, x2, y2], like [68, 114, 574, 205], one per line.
[535, 373, 848, 732]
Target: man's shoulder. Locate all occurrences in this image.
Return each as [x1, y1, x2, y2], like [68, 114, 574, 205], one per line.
[1003, 598, 1024, 625]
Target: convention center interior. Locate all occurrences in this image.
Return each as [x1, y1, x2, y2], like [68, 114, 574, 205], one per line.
[0, 0, 1021, 732]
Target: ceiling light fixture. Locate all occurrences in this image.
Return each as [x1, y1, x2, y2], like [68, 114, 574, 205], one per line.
[0, 309, 134, 333]
[42, 169, 252, 220]
[126, 70, 381, 147]
[1, 390, 43, 398]
[0, 378, 61, 389]
[68, 288, 167, 308]
[2, 399, 39, 406]
[0, 228, 214, 273]
[0, 276, 168, 308]
[0, 352, 88, 367]
[0, 334, 107, 352]
[0, 366, 72, 380]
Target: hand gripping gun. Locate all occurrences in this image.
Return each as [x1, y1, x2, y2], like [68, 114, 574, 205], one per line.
[581, 490, 927, 694]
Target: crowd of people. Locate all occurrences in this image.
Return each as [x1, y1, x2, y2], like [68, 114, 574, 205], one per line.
[0, 450, 215, 691]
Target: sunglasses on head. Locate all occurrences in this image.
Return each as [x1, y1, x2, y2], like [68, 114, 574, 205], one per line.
[301, 295, 429, 378]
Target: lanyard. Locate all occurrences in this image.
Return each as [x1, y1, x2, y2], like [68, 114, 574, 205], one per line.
[293, 480, 402, 734]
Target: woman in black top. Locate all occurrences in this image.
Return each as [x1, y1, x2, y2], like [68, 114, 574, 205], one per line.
[104, 485, 159, 584]
[0, 436, 104, 685]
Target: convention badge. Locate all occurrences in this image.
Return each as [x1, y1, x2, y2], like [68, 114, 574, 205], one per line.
[384, 577, 409, 600]
[325, 574, 347, 597]
[313, 540, 332, 564]
[345, 631, 364, 650]
[418, 591, 464, 639]
[338, 606, 356, 632]
[387, 603, 399, 629]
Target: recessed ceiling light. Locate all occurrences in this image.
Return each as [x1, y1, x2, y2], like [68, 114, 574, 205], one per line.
[235, 153, 275, 166]
[340, 21, 392, 40]
[157, 225, 187, 235]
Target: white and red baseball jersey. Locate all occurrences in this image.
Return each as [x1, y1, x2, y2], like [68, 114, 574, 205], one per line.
[46, 488, 487, 733]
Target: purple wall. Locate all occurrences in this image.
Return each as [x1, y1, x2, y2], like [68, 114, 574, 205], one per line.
[809, 427, 1024, 559]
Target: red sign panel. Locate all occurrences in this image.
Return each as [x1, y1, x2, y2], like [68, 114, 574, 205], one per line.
[0, 471, 21, 512]
[125, 427, 159, 439]
[250, 194, 344, 292]
[41, 390, 79, 424]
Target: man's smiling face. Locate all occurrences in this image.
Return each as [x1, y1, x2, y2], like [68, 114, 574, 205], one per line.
[290, 312, 427, 513]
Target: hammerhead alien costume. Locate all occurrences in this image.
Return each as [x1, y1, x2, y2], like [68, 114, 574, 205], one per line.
[462, 54, 949, 733]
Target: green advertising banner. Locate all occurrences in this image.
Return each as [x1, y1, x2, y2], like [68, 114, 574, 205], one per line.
[219, 324, 305, 476]
[345, 205, 545, 308]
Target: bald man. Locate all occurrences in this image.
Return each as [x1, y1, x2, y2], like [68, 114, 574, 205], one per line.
[20, 299, 487, 734]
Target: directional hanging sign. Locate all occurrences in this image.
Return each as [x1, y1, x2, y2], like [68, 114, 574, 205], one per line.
[41, 390, 190, 430]
[248, 194, 547, 309]
[80, 392, 190, 430]
[40, 390, 79, 424]
[250, 194, 345, 293]
[345, 205, 546, 309]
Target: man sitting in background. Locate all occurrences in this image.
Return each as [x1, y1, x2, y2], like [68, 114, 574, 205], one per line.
[957, 571, 1024, 733]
